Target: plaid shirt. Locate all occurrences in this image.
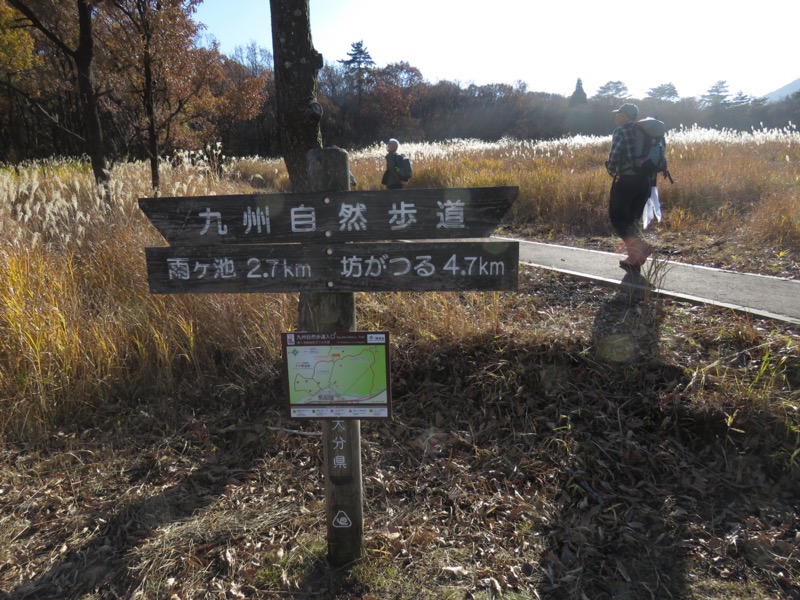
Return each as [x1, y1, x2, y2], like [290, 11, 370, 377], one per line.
[605, 121, 637, 176]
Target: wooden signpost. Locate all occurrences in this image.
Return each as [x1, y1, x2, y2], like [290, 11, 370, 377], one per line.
[140, 148, 518, 567]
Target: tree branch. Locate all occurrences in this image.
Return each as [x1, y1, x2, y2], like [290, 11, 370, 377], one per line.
[0, 79, 85, 142]
[6, 0, 76, 58]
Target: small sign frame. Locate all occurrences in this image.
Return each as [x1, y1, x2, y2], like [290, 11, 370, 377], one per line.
[282, 331, 391, 419]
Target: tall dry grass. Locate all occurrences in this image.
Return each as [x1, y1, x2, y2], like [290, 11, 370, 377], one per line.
[0, 158, 295, 440]
[367, 127, 800, 243]
[1, 126, 799, 440]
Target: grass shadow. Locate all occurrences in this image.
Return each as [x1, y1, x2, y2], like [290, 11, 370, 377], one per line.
[529, 262, 689, 598]
[526, 260, 799, 598]
[0, 392, 298, 599]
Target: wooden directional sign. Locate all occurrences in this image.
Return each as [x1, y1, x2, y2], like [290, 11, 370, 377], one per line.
[145, 241, 518, 293]
[141, 186, 520, 294]
[138, 187, 518, 245]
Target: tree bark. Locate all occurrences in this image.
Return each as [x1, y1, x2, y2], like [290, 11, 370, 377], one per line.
[138, 1, 160, 194]
[269, 0, 323, 192]
[75, 0, 109, 191]
[8, 0, 110, 192]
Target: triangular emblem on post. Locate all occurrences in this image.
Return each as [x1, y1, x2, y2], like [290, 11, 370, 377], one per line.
[332, 510, 352, 528]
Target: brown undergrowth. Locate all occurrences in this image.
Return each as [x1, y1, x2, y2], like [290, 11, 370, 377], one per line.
[1, 266, 797, 599]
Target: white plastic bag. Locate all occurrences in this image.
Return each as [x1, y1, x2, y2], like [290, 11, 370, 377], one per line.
[642, 186, 662, 229]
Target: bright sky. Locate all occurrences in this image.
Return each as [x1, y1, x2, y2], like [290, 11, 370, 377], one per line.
[193, 0, 798, 100]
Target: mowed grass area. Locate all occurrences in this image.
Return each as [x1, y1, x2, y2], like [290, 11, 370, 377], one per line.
[0, 129, 798, 599]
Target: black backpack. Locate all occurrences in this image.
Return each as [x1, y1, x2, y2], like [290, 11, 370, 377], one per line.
[634, 117, 673, 183]
[398, 154, 413, 181]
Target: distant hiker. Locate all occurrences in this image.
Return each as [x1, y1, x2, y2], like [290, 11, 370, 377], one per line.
[605, 103, 653, 271]
[381, 138, 412, 189]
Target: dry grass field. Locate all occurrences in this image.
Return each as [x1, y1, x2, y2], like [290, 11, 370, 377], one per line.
[0, 128, 798, 599]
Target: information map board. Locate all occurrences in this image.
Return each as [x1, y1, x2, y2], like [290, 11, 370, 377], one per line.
[282, 331, 391, 419]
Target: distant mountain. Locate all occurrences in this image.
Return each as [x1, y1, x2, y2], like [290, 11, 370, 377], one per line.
[765, 78, 800, 103]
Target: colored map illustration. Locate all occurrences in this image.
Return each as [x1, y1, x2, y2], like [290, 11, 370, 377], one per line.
[287, 345, 388, 405]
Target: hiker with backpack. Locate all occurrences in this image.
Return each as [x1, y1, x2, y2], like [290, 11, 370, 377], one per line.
[382, 138, 412, 189]
[605, 102, 654, 271]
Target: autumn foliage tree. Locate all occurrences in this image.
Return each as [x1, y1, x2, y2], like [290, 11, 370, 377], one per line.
[104, 0, 228, 191]
[0, 0, 268, 181]
[0, 2, 38, 161]
[7, 0, 110, 189]
[201, 54, 270, 153]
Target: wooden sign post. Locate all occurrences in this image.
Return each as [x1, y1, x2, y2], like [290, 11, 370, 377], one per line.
[139, 148, 519, 567]
[303, 148, 362, 566]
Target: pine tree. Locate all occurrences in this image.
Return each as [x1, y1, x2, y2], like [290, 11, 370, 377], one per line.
[594, 80, 629, 101]
[568, 78, 588, 107]
[338, 40, 375, 110]
[647, 83, 679, 101]
[701, 80, 730, 109]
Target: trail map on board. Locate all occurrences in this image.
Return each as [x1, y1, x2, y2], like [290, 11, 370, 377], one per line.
[282, 332, 390, 419]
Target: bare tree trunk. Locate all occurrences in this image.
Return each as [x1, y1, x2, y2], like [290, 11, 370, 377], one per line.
[139, 1, 160, 194]
[269, 0, 323, 192]
[143, 45, 159, 193]
[8, 0, 110, 194]
[74, 0, 109, 191]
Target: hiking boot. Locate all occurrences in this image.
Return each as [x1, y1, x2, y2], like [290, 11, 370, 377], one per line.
[631, 240, 653, 267]
[619, 258, 641, 272]
[621, 238, 639, 265]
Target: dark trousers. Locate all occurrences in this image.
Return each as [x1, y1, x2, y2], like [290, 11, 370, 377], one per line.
[609, 174, 650, 239]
